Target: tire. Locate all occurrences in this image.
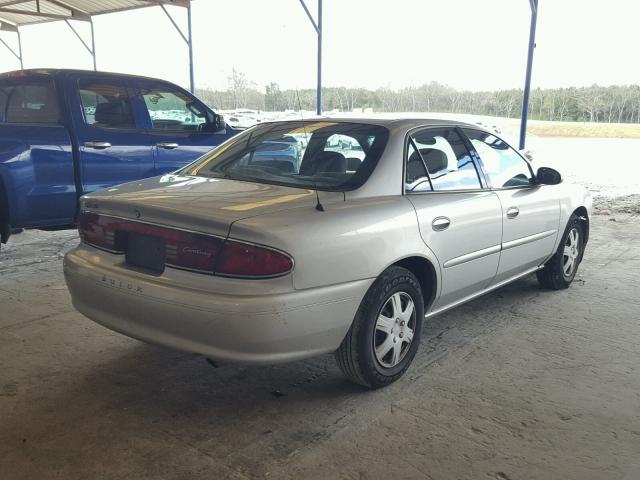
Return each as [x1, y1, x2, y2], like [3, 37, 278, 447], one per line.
[537, 214, 585, 290]
[0, 181, 9, 245]
[336, 266, 425, 389]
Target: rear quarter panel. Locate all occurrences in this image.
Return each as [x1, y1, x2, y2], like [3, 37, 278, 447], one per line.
[228, 195, 441, 292]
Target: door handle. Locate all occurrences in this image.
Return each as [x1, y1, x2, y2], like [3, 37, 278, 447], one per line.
[84, 141, 111, 149]
[506, 207, 520, 219]
[432, 217, 451, 232]
[157, 142, 179, 149]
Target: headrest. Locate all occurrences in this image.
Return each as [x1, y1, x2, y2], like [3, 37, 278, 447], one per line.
[256, 159, 294, 173]
[407, 148, 449, 175]
[345, 157, 362, 171]
[94, 100, 133, 127]
[300, 151, 346, 175]
[418, 148, 448, 174]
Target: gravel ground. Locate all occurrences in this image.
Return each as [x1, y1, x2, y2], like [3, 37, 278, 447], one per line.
[593, 195, 640, 216]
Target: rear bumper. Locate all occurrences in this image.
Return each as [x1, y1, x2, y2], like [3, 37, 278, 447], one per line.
[63, 245, 372, 364]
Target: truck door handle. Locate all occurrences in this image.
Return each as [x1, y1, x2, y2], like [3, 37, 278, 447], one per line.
[84, 141, 111, 149]
[507, 207, 520, 219]
[432, 217, 451, 232]
[157, 142, 179, 149]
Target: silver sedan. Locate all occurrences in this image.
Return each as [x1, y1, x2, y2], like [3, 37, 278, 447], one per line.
[64, 118, 592, 388]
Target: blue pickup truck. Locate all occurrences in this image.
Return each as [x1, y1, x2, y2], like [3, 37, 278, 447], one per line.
[0, 68, 237, 248]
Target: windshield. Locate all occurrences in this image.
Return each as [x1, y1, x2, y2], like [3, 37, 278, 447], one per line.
[179, 121, 389, 191]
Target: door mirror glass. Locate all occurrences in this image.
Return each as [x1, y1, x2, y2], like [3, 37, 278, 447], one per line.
[536, 167, 562, 185]
[200, 112, 226, 133]
[213, 113, 226, 132]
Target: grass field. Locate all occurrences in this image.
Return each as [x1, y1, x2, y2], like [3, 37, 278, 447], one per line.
[514, 121, 640, 139]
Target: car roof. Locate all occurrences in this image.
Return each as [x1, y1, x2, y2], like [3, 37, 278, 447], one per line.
[0, 68, 175, 84]
[260, 116, 487, 131]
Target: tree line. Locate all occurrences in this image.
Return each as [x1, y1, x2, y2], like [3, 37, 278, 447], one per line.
[195, 69, 640, 124]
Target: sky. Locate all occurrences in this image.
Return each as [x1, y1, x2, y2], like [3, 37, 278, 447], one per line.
[0, 0, 637, 92]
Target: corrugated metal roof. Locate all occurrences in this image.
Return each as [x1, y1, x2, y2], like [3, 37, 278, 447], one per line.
[0, 0, 189, 28]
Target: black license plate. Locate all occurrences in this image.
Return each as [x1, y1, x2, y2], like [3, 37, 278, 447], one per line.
[126, 233, 165, 273]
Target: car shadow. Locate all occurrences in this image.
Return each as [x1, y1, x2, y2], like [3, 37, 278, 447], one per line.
[3, 275, 545, 469]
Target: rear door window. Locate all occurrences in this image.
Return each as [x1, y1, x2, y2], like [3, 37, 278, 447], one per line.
[79, 80, 136, 129]
[0, 79, 60, 124]
[406, 127, 483, 192]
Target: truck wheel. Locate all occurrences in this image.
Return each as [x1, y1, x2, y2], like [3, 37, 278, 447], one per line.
[0, 181, 9, 246]
[336, 266, 424, 389]
[0, 221, 9, 246]
[537, 214, 584, 290]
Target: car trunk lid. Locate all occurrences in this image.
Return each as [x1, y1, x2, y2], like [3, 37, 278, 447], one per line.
[80, 174, 321, 237]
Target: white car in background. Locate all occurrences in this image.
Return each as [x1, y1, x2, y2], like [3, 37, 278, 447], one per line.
[64, 118, 592, 388]
[223, 109, 263, 129]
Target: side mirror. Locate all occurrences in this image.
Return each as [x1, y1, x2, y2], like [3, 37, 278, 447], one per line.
[213, 113, 226, 132]
[536, 167, 562, 185]
[201, 112, 226, 133]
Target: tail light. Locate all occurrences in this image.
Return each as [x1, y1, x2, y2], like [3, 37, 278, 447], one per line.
[215, 240, 294, 278]
[78, 212, 293, 278]
[78, 212, 125, 252]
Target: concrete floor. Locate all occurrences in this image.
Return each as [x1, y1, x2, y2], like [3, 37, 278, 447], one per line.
[1, 215, 639, 480]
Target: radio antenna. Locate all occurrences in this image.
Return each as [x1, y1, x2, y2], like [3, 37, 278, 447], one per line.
[296, 88, 324, 212]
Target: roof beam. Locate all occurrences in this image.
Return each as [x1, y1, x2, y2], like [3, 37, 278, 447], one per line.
[159, 4, 188, 44]
[0, 0, 36, 7]
[45, 0, 91, 19]
[298, 0, 319, 33]
[133, 0, 190, 8]
[0, 6, 87, 21]
[0, 21, 19, 32]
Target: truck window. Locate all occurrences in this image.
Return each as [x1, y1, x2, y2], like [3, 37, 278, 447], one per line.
[141, 86, 207, 131]
[0, 80, 60, 124]
[79, 80, 135, 129]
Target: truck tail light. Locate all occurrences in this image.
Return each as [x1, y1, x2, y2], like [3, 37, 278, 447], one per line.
[78, 212, 293, 278]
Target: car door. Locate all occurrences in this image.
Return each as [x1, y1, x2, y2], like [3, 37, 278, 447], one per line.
[405, 127, 503, 312]
[462, 128, 561, 284]
[0, 75, 75, 228]
[137, 80, 233, 176]
[70, 74, 153, 194]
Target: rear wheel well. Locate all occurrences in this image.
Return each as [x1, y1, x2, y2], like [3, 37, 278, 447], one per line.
[573, 206, 589, 245]
[393, 256, 437, 310]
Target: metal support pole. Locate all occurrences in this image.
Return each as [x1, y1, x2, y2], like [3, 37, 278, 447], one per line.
[65, 19, 96, 70]
[519, 0, 538, 150]
[316, 0, 322, 115]
[16, 29, 23, 69]
[187, 3, 194, 93]
[160, 3, 194, 93]
[0, 29, 23, 69]
[90, 19, 96, 70]
[298, 0, 322, 115]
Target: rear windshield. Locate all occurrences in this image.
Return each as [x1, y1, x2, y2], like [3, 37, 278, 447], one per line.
[179, 121, 389, 191]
